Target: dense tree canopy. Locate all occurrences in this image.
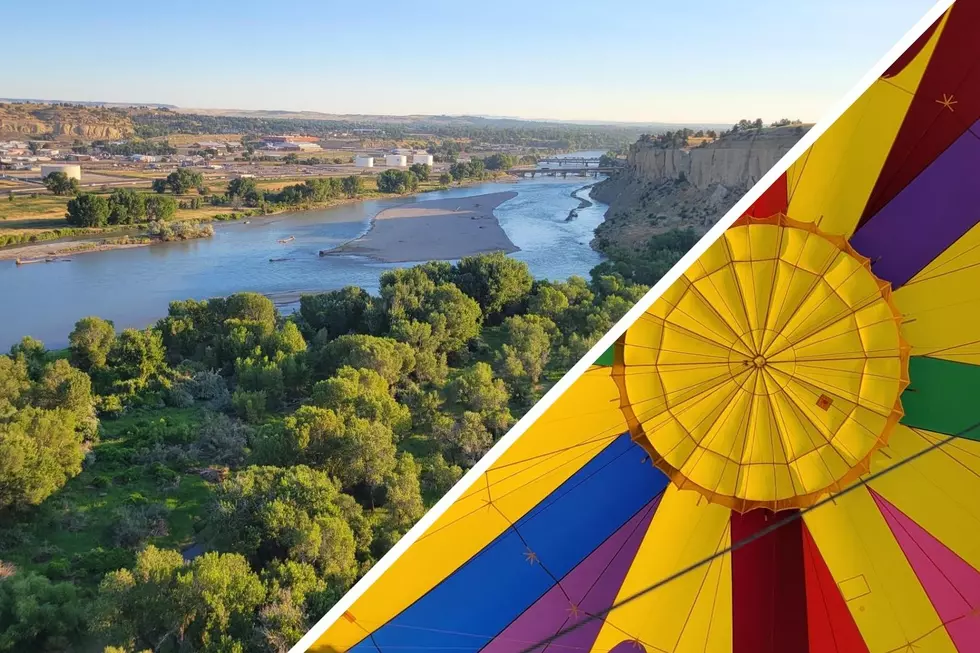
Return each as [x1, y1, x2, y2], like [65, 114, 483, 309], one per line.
[0, 249, 656, 653]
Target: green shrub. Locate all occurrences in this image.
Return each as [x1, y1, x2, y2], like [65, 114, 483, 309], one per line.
[44, 559, 71, 580]
[70, 547, 133, 577]
[232, 389, 267, 423]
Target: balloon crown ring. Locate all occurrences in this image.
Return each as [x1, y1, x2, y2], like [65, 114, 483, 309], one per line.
[613, 213, 910, 513]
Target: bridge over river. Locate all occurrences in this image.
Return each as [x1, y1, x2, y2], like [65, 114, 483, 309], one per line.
[508, 166, 618, 178]
[535, 156, 602, 166]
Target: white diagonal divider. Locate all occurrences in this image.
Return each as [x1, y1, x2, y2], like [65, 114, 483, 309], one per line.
[290, 2, 954, 649]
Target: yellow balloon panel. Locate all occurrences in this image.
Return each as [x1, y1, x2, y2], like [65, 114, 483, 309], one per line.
[785, 10, 948, 235]
[869, 426, 980, 571]
[617, 216, 907, 511]
[590, 485, 733, 653]
[896, 220, 980, 364]
[804, 487, 957, 653]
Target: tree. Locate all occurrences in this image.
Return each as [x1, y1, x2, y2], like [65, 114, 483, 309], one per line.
[420, 453, 462, 503]
[177, 552, 266, 650]
[8, 337, 47, 379]
[315, 334, 415, 386]
[311, 367, 411, 438]
[206, 465, 364, 583]
[467, 159, 486, 178]
[334, 416, 397, 491]
[162, 168, 204, 194]
[382, 452, 424, 533]
[408, 163, 431, 181]
[94, 545, 185, 651]
[34, 359, 95, 421]
[380, 268, 482, 354]
[453, 251, 534, 319]
[0, 407, 83, 510]
[144, 195, 177, 221]
[438, 173, 452, 185]
[599, 151, 619, 167]
[482, 153, 514, 171]
[376, 169, 418, 194]
[234, 355, 285, 411]
[151, 178, 167, 194]
[105, 329, 166, 395]
[96, 547, 266, 653]
[445, 362, 513, 435]
[496, 314, 556, 398]
[43, 171, 79, 196]
[227, 177, 262, 207]
[0, 572, 86, 652]
[65, 192, 110, 227]
[341, 175, 362, 198]
[299, 287, 377, 340]
[107, 188, 147, 225]
[226, 292, 278, 329]
[68, 316, 115, 372]
[438, 411, 492, 466]
[448, 162, 468, 181]
[528, 283, 570, 321]
[0, 356, 30, 420]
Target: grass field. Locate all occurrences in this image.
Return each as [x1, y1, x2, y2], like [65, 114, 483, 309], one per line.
[0, 195, 71, 233]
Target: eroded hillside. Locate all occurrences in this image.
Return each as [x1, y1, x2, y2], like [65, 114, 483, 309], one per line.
[0, 103, 135, 139]
[591, 124, 808, 253]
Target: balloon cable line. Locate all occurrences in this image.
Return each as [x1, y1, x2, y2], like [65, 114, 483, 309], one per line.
[516, 422, 978, 653]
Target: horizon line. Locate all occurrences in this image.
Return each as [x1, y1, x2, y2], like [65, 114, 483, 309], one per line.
[0, 97, 803, 129]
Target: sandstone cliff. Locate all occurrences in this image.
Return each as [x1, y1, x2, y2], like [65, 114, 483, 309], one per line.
[0, 104, 134, 140]
[591, 125, 808, 252]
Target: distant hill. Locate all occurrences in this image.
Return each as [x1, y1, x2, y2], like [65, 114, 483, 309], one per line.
[0, 98, 178, 110]
[0, 102, 136, 139]
[176, 106, 730, 131]
[0, 99, 743, 153]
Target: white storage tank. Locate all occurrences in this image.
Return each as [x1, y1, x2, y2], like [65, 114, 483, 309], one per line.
[384, 154, 407, 167]
[354, 155, 374, 168]
[40, 163, 82, 181]
[410, 153, 434, 166]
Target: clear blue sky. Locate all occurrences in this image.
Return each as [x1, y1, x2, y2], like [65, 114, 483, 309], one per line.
[3, 0, 937, 124]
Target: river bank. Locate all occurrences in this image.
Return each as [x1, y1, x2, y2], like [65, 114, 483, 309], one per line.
[0, 238, 150, 262]
[0, 176, 516, 262]
[324, 191, 519, 263]
[0, 173, 609, 351]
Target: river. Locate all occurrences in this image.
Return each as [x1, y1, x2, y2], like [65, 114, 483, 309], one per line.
[0, 152, 610, 350]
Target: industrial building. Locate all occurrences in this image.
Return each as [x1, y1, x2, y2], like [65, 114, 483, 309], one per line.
[354, 155, 375, 168]
[262, 135, 320, 143]
[40, 164, 81, 181]
[384, 154, 407, 167]
[411, 152, 434, 166]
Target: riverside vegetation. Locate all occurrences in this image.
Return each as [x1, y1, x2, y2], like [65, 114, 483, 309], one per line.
[0, 247, 690, 653]
[1, 157, 514, 251]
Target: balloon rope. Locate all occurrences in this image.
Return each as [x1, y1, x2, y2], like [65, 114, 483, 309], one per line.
[516, 421, 979, 653]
